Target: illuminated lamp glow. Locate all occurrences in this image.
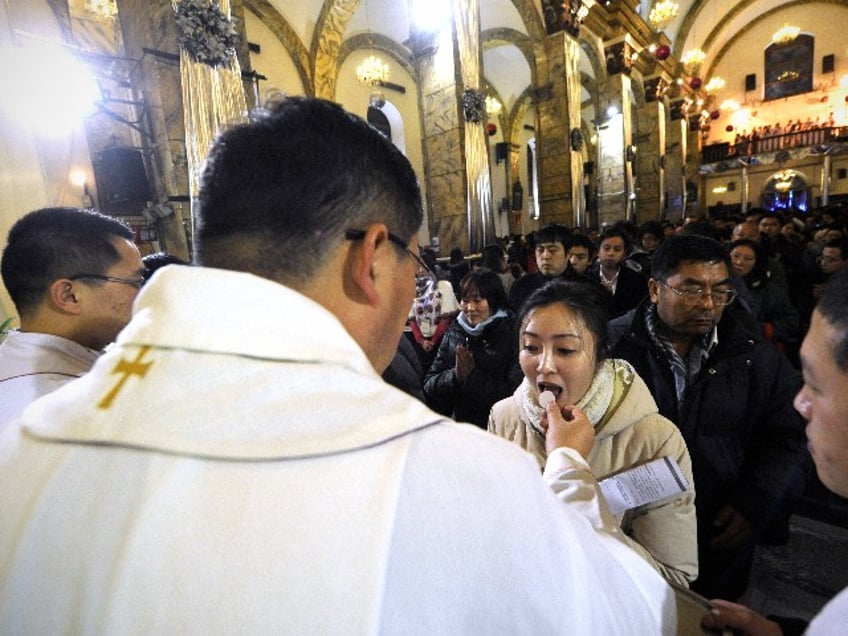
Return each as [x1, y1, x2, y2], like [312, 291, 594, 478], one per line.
[0, 43, 99, 137]
[411, 0, 453, 33]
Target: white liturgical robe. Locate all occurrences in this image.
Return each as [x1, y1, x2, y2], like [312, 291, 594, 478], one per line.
[0, 266, 676, 634]
[0, 330, 99, 431]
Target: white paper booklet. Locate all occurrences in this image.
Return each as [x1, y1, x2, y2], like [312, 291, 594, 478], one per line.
[598, 457, 689, 516]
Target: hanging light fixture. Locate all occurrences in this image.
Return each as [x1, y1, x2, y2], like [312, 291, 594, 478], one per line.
[772, 24, 801, 45]
[704, 76, 726, 94]
[356, 55, 390, 86]
[681, 48, 706, 73]
[356, 0, 390, 109]
[648, 0, 679, 31]
[85, 0, 117, 20]
[485, 96, 502, 116]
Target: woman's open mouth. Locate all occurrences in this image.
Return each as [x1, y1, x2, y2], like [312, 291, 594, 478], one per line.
[537, 382, 562, 400]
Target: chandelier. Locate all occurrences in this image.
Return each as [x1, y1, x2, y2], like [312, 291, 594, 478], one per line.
[772, 24, 800, 45]
[648, 0, 679, 31]
[704, 76, 725, 94]
[356, 55, 390, 87]
[681, 48, 706, 73]
[485, 96, 502, 116]
[85, 0, 117, 20]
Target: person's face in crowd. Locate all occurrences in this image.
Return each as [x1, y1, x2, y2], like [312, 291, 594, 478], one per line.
[519, 303, 597, 409]
[598, 236, 626, 271]
[730, 244, 757, 278]
[795, 310, 848, 498]
[732, 222, 760, 242]
[460, 287, 491, 326]
[78, 237, 145, 350]
[759, 216, 781, 239]
[819, 247, 846, 275]
[641, 233, 661, 254]
[663, 225, 676, 239]
[650, 260, 733, 340]
[567, 246, 591, 274]
[781, 222, 798, 241]
[535, 241, 568, 277]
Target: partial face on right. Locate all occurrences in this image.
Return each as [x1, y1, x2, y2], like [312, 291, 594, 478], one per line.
[535, 242, 567, 277]
[795, 310, 848, 498]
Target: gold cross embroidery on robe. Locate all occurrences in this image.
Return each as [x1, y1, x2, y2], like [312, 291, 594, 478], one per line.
[98, 345, 154, 409]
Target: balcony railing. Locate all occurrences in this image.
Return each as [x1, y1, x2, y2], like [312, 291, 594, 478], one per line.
[701, 125, 848, 164]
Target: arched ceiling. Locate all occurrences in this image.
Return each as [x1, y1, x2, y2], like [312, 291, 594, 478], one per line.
[252, 0, 838, 116]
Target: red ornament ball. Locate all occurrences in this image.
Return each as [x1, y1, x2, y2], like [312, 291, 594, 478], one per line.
[690, 77, 702, 90]
[726, 125, 734, 132]
[655, 45, 671, 60]
[710, 110, 720, 120]
[486, 123, 497, 136]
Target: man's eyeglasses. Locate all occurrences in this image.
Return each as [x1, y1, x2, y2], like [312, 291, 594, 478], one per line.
[659, 281, 737, 306]
[345, 229, 435, 278]
[69, 274, 145, 289]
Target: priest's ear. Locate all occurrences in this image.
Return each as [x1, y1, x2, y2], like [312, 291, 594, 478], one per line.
[49, 279, 83, 315]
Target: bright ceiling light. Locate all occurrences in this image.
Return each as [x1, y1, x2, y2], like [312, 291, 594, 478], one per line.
[648, 0, 679, 31]
[411, 0, 452, 33]
[356, 55, 390, 86]
[681, 48, 706, 72]
[772, 25, 800, 45]
[0, 42, 100, 137]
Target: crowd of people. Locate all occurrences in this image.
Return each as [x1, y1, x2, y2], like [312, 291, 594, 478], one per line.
[0, 96, 846, 633]
[729, 115, 843, 157]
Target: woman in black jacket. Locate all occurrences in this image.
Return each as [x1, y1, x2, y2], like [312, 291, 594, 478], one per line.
[423, 269, 522, 428]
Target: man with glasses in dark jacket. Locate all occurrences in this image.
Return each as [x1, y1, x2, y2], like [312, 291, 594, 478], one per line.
[608, 234, 809, 601]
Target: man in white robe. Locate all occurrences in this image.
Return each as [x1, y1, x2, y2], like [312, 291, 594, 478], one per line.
[0, 97, 676, 634]
[0, 207, 144, 430]
[701, 268, 848, 634]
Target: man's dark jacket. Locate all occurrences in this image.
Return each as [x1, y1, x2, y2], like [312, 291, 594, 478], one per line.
[608, 301, 809, 544]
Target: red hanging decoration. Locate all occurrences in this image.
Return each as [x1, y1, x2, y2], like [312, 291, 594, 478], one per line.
[655, 45, 671, 60]
[690, 77, 702, 90]
[486, 123, 497, 136]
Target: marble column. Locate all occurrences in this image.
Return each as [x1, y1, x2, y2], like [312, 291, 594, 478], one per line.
[634, 76, 668, 221]
[596, 74, 633, 226]
[664, 107, 687, 221]
[412, 0, 493, 254]
[534, 31, 583, 227]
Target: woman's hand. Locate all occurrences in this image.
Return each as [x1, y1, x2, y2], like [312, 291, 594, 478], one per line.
[701, 599, 784, 636]
[454, 344, 475, 382]
[542, 401, 595, 458]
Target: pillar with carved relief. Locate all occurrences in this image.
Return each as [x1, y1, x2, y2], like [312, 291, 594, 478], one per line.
[634, 75, 669, 221]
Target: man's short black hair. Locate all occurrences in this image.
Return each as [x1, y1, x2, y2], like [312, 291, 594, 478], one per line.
[598, 226, 632, 254]
[565, 233, 596, 256]
[1, 207, 133, 316]
[650, 234, 730, 282]
[195, 97, 423, 283]
[531, 224, 570, 248]
[817, 267, 848, 370]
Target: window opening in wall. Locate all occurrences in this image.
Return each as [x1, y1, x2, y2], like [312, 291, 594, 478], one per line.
[764, 34, 814, 101]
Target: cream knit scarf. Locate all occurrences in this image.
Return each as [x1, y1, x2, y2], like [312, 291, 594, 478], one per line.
[519, 358, 636, 439]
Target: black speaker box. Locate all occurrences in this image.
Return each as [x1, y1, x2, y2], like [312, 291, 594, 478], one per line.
[495, 142, 508, 162]
[745, 73, 756, 91]
[93, 147, 152, 216]
[583, 161, 594, 175]
[823, 54, 835, 74]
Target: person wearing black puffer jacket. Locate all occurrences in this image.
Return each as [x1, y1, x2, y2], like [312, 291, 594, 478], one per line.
[608, 234, 810, 603]
[424, 269, 522, 428]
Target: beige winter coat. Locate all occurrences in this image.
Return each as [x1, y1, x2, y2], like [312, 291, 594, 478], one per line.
[489, 360, 698, 587]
